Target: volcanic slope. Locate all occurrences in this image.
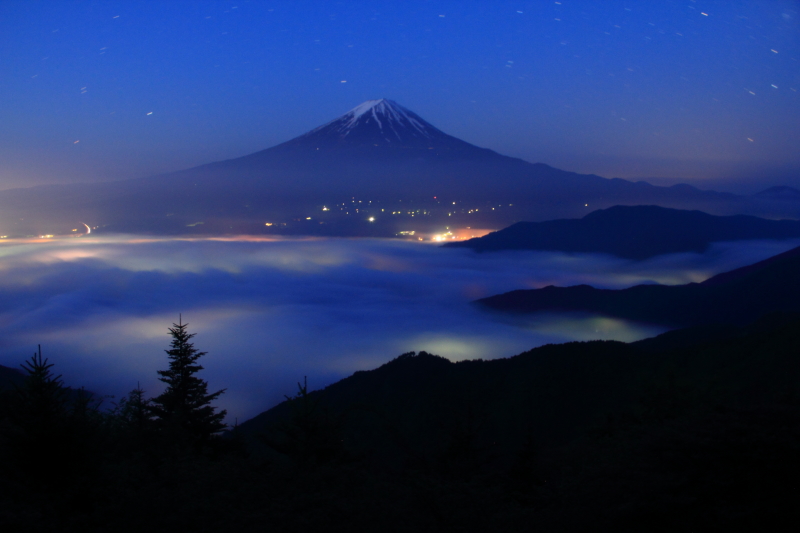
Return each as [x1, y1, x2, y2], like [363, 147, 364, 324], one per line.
[0, 99, 796, 236]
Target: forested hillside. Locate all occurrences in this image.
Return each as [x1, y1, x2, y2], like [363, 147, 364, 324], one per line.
[2, 314, 799, 531]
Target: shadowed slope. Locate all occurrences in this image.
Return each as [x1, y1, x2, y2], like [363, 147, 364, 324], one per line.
[235, 312, 800, 480]
[477, 245, 800, 327]
[445, 205, 800, 259]
[0, 364, 25, 391]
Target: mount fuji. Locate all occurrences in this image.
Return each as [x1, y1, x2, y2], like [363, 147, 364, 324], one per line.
[182, 98, 537, 199]
[0, 99, 797, 236]
[293, 98, 455, 148]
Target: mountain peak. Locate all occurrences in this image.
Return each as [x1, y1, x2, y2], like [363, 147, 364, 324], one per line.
[296, 98, 451, 147]
[753, 186, 800, 200]
[347, 99, 394, 119]
[337, 99, 429, 136]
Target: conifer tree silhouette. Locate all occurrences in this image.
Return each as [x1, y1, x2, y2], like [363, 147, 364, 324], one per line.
[16, 345, 68, 425]
[149, 317, 226, 442]
[4, 346, 91, 490]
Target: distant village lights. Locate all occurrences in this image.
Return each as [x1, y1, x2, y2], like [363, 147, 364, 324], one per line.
[431, 231, 455, 242]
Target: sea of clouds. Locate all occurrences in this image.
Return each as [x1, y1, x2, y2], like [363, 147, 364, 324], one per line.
[1, 235, 798, 422]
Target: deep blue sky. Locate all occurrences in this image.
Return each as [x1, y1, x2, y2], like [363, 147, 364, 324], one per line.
[1, 0, 798, 193]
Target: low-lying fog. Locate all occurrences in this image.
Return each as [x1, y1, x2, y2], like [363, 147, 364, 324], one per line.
[1, 235, 798, 421]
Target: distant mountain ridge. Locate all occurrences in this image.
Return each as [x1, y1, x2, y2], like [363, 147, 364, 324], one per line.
[477, 244, 800, 327]
[0, 99, 798, 236]
[444, 205, 800, 259]
[752, 186, 800, 200]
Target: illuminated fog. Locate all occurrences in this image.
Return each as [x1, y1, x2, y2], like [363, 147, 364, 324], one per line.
[1, 235, 797, 421]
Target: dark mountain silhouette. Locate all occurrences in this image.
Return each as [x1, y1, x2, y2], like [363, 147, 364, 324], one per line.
[3, 314, 800, 530]
[477, 244, 800, 327]
[227, 312, 800, 530]
[444, 205, 800, 259]
[0, 364, 24, 391]
[239, 310, 800, 433]
[1, 99, 798, 236]
[753, 185, 800, 200]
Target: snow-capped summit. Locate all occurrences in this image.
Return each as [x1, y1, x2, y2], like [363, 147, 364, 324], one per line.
[334, 99, 434, 137]
[296, 98, 452, 147]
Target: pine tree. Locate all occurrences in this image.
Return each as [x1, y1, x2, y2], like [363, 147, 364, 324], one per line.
[263, 377, 346, 466]
[4, 346, 101, 490]
[5, 346, 69, 467]
[113, 383, 155, 433]
[149, 318, 227, 441]
[15, 345, 68, 426]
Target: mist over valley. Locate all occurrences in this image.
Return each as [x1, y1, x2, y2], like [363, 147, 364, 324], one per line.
[1, 234, 798, 421]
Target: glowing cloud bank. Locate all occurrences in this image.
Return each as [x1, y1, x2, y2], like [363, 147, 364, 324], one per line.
[1, 235, 798, 421]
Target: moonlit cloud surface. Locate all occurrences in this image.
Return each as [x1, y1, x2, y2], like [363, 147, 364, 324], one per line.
[1, 236, 798, 421]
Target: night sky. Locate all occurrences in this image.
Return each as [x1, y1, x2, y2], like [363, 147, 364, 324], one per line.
[1, 0, 798, 193]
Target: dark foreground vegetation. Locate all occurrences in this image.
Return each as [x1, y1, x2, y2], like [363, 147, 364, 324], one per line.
[2, 313, 800, 532]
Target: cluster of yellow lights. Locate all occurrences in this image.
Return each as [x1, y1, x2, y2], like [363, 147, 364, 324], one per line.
[431, 231, 458, 242]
